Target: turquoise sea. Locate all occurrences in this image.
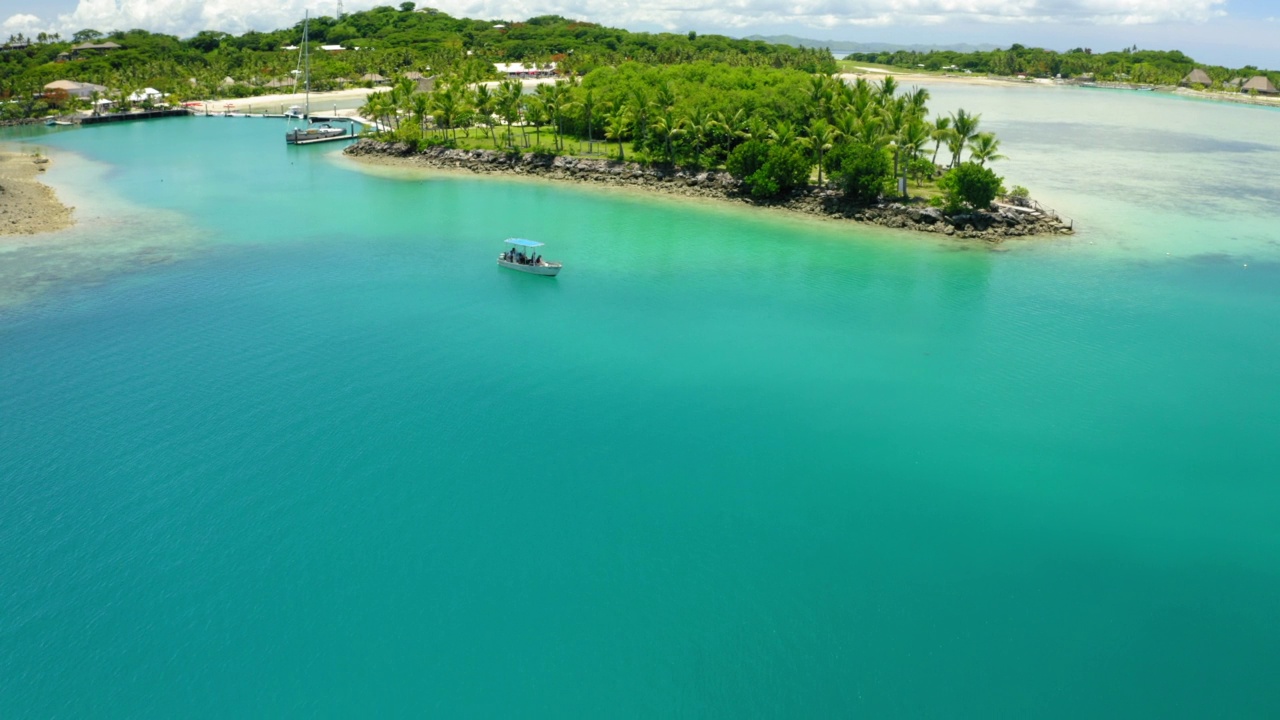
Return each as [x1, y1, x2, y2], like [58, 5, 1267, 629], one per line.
[2, 86, 1279, 716]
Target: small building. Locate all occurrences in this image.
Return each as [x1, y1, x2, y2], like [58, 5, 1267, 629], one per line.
[361, 73, 388, 85]
[1181, 68, 1212, 87]
[1241, 76, 1278, 95]
[320, 45, 344, 52]
[126, 87, 163, 104]
[403, 71, 435, 93]
[42, 80, 109, 99]
[69, 41, 121, 57]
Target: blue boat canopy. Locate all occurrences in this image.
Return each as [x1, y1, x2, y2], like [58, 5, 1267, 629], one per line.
[505, 238, 544, 248]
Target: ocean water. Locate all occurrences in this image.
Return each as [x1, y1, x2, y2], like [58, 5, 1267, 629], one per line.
[2, 89, 1279, 717]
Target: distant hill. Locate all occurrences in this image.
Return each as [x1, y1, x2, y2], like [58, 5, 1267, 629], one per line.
[745, 35, 1002, 54]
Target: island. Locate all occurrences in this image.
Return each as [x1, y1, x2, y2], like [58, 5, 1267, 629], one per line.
[343, 59, 1072, 240]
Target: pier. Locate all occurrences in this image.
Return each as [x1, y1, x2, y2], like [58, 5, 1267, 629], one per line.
[80, 108, 191, 125]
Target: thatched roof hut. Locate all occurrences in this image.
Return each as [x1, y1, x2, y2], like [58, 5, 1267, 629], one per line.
[1241, 76, 1278, 94]
[1182, 68, 1212, 86]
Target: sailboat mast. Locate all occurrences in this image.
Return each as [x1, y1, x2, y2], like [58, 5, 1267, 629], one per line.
[303, 11, 311, 117]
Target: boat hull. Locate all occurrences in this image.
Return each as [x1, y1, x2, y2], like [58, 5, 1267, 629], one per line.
[286, 128, 355, 145]
[498, 258, 562, 276]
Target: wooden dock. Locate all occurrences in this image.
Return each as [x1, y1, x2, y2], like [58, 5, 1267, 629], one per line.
[80, 109, 191, 125]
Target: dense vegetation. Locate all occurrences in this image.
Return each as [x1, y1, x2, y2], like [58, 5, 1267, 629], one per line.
[3, 6, 1014, 209]
[0, 5, 832, 110]
[366, 62, 1008, 208]
[844, 45, 1280, 90]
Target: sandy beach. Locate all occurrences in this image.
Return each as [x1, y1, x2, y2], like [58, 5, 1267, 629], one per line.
[0, 151, 74, 237]
[195, 87, 388, 114]
[199, 77, 563, 114]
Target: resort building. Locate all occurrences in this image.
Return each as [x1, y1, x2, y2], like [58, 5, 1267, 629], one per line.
[403, 71, 436, 93]
[126, 88, 164, 104]
[1181, 68, 1212, 86]
[42, 80, 109, 99]
[1241, 76, 1278, 95]
[361, 73, 389, 85]
[69, 41, 121, 58]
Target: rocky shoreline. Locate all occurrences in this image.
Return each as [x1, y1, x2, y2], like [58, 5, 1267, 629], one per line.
[0, 151, 74, 237]
[344, 139, 1074, 240]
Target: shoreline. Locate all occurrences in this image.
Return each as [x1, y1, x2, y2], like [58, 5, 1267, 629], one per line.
[837, 68, 1280, 109]
[0, 150, 75, 237]
[343, 140, 1073, 241]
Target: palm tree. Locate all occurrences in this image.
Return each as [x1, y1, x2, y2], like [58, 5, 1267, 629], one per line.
[907, 86, 930, 118]
[536, 81, 574, 151]
[799, 119, 836, 185]
[929, 116, 953, 166]
[683, 106, 717, 165]
[433, 83, 466, 143]
[654, 81, 676, 111]
[411, 92, 431, 137]
[877, 75, 899, 105]
[649, 108, 685, 164]
[498, 79, 522, 148]
[581, 87, 598, 152]
[900, 118, 931, 191]
[967, 132, 1006, 165]
[605, 107, 630, 161]
[743, 115, 771, 143]
[524, 96, 547, 146]
[768, 119, 798, 149]
[881, 97, 911, 182]
[627, 87, 650, 151]
[948, 109, 981, 167]
[472, 84, 497, 144]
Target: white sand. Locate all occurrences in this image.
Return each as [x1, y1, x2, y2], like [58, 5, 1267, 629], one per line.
[193, 87, 389, 114]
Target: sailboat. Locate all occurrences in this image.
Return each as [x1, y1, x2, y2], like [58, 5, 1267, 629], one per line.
[285, 11, 354, 145]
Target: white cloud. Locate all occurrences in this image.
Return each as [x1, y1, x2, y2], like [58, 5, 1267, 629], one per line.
[3, 0, 1230, 40]
[3, 12, 47, 35]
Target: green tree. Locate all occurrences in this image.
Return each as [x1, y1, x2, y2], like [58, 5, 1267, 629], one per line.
[948, 109, 981, 168]
[799, 118, 836, 185]
[966, 132, 1006, 166]
[726, 139, 770, 182]
[827, 141, 892, 203]
[727, 140, 811, 199]
[605, 107, 630, 161]
[937, 162, 1003, 213]
[930, 116, 953, 166]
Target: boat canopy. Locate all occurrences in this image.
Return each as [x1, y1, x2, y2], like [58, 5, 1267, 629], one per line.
[505, 238, 544, 248]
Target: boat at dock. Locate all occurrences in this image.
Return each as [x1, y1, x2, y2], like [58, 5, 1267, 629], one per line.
[498, 238, 562, 276]
[285, 12, 359, 146]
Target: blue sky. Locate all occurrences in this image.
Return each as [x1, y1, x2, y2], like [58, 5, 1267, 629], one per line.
[3, 0, 1278, 68]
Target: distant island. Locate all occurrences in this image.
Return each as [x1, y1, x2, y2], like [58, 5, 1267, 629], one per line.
[745, 35, 1002, 55]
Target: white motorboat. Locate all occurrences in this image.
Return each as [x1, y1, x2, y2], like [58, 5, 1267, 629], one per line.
[286, 123, 349, 143]
[498, 238, 562, 276]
